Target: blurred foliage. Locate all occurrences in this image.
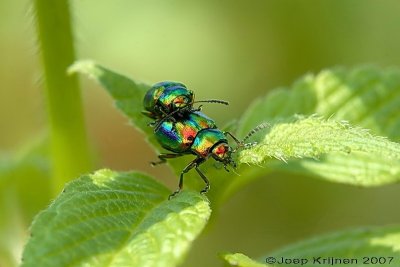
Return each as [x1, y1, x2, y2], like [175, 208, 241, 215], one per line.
[34, 0, 92, 193]
[0, 138, 51, 267]
[224, 226, 400, 266]
[1, 0, 400, 266]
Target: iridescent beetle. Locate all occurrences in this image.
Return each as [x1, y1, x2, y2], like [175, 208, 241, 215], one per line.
[142, 81, 228, 129]
[151, 110, 268, 199]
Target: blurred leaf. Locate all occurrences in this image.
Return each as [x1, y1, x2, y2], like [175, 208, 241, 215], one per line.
[0, 137, 51, 267]
[239, 116, 400, 186]
[223, 225, 400, 267]
[269, 225, 400, 267]
[22, 169, 211, 267]
[222, 253, 269, 267]
[0, 190, 26, 267]
[238, 66, 400, 141]
[0, 138, 51, 221]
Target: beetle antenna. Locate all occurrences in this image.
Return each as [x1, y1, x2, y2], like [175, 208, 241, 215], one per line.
[232, 122, 269, 153]
[194, 99, 229, 105]
[241, 122, 270, 143]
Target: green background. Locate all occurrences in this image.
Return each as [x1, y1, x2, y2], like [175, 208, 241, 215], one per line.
[1, 1, 400, 266]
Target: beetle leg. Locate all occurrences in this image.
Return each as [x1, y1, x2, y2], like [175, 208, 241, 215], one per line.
[169, 157, 205, 199]
[151, 153, 184, 166]
[148, 121, 157, 127]
[223, 164, 230, 172]
[195, 167, 210, 194]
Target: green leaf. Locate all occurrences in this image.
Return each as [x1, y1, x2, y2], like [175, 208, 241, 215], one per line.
[269, 225, 400, 267]
[68, 60, 152, 137]
[239, 115, 400, 186]
[21, 169, 211, 267]
[222, 253, 269, 267]
[223, 225, 400, 267]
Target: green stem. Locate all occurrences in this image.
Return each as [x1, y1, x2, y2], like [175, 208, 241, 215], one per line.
[34, 0, 92, 195]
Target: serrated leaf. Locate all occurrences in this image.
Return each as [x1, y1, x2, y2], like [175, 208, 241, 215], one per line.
[224, 225, 400, 267]
[68, 60, 152, 136]
[239, 116, 400, 186]
[240, 116, 399, 162]
[21, 169, 211, 267]
[222, 253, 270, 267]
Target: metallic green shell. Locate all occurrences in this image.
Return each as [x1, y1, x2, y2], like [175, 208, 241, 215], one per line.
[155, 112, 216, 153]
[142, 81, 193, 119]
[191, 129, 227, 158]
[143, 86, 164, 118]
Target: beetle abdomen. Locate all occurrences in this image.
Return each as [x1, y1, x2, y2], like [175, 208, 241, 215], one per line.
[154, 112, 216, 153]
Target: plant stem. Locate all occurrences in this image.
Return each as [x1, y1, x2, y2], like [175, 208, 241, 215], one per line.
[34, 0, 92, 194]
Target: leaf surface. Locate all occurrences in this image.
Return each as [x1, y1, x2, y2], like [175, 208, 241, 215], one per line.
[69, 61, 152, 136]
[239, 116, 400, 186]
[21, 169, 211, 267]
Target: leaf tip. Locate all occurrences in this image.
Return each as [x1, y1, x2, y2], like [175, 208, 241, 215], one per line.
[90, 168, 116, 187]
[67, 60, 97, 76]
[222, 253, 267, 267]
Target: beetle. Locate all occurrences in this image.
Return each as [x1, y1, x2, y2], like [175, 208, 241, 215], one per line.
[151, 110, 268, 199]
[142, 81, 228, 129]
